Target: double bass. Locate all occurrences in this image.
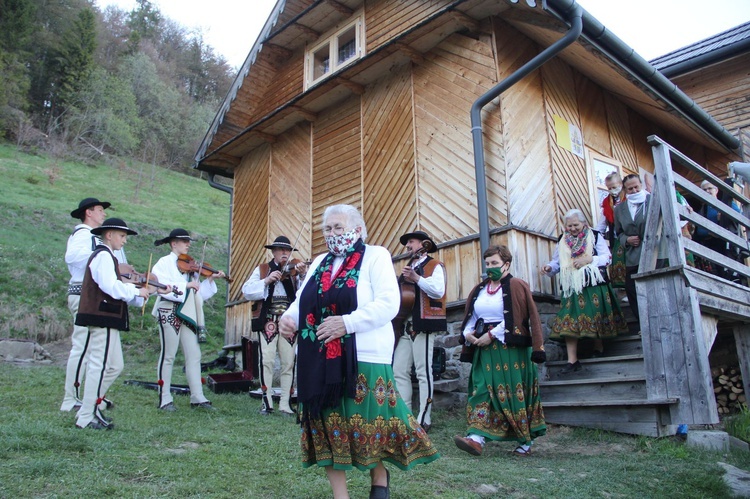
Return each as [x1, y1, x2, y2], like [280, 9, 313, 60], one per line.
[392, 239, 433, 347]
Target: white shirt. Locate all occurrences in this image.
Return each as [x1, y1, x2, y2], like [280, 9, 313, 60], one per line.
[150, 252, 218, 304]
[282, 244, 400, 364]
[462, 287, 505, 342]
[89, 246, 143, 307]
[66, 224, 126, 285]
[413, 254, 445, 299]
[242, 262, 302, 301]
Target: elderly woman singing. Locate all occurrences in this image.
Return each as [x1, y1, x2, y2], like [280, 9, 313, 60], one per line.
[279, 204, 439, 499]
[542, 209, 628, 374]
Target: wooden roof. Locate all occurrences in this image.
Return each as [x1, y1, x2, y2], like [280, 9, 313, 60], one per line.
[651, 21, 750, 71]
[194, 0, 738, 175]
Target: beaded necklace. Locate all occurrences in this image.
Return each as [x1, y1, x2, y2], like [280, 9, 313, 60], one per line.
[486, 281, 502, 295]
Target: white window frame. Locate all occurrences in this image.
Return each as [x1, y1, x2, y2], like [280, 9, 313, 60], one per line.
[586, 150, 622, 225]
[304, 13, 365, 90]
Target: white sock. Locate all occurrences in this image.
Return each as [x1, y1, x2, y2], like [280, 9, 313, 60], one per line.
[467, 434, 485, 446]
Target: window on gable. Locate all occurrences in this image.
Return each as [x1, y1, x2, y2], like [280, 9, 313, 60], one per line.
[305, 14, 364, 90]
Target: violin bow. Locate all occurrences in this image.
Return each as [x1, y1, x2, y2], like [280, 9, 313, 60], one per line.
[141, 252, 153, 316]
[286, 223, 307, 272]
[197, 240, 208, 280]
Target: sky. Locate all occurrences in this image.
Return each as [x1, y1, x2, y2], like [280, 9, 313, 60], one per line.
[96, 0, 750, 69]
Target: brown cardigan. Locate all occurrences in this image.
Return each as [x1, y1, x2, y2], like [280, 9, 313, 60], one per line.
[460, 275, 544, 352]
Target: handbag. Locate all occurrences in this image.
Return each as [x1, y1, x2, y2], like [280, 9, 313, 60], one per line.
[459, 319, 489, 363]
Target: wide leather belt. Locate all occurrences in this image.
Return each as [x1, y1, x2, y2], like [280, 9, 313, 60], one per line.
[68, 284, 82, 295]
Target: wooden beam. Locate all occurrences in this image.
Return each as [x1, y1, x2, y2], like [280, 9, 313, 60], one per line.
[324, 0, 353, 15]
[394, 42, 424, 64]
[335, 77, 365, 95]
[288, 105, 318, 122]
[293, 23, 320, 39]
[212, 152, 241, 167]
[449, 11, 481, 33]
[263, 43, 293, 61]
[734, 325, 750, 407]
[252, 131, 277, 144]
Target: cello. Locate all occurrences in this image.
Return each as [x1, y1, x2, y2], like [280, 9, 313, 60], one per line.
[392, 239, 433, 347]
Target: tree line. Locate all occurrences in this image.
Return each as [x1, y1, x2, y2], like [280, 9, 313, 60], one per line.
[0, 0, 235, 172]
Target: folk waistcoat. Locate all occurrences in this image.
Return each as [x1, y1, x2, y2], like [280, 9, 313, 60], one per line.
[250, 261, 298, 331]
[410, 257, 447, 333]
[75, 246, 129, 331]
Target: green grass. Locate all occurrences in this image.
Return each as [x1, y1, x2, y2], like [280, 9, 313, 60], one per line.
[726, 405, 750, 443]
[0, 143, 231, 345]
[2, 143, 750, 498]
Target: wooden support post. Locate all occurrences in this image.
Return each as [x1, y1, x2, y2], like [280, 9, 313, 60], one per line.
[734, 325, 750, 402]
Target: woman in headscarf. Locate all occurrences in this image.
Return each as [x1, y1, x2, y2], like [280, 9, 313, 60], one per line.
[279, 204, 439, 499]
[453, 245, 546, 457]
[543, 209, 628, 374]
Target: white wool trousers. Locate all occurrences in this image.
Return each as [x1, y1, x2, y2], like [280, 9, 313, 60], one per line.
[75, 327, 123, 428]
[61, 294, 90, 411]
[258, 333, 295, 412]
[156, 309, 209, 407]
[393, 331, 434, 426]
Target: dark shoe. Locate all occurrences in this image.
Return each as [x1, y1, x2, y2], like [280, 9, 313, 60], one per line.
[369, 468, 390, 499]
[421, 423, 432, 434]
[590, 350, 604, 359]
[453, 435, 483, 456]
[512, 445, 532, 456]
[159, 402, 177, 412]
[259, 407, 273, 415]
[559, 361, 582, 375]
[77, 416, 114, 430]
[102, 398, 114, 410]
[190, 401, 216, 410]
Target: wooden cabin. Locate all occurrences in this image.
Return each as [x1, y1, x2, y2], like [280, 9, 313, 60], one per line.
[194, 0, 750, 436]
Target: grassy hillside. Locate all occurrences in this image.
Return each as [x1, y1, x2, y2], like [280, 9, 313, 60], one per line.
[0, 143, 232, 346]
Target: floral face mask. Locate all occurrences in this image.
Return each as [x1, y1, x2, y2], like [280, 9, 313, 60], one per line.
[325, 229, 359, 256]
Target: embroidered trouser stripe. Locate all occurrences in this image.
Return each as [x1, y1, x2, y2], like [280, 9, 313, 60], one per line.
[74, 331, 92, 399]
[421, 334, 433, 427]
[257, 337, 272, 411]
[157, 320, 169, 408]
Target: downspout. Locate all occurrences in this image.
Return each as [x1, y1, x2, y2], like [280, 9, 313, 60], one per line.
[471, 5, 583, 270]
[207, 173, 233, 302]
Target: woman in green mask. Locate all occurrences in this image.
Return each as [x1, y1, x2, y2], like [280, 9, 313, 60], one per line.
[453, 245, 547, 457]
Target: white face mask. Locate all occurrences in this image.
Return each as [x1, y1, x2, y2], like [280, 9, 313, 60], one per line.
[627, 190, 647, 204]
[609, 186, 622, 196]
[325, 229, 359, 256]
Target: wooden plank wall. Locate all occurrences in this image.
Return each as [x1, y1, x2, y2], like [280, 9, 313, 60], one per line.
[575, 73, 611, 158]
[412, 30, 506, 242]
[311, 95, 363, 254]
[269, 122, 313, 260]
[361, 66, 417, 253]
[673, 52, 750, 133]
[365, 0, 450, 52]
[495, 20, 556, 235]
[229, 146, 271, 303]
[605, 94, 639, 175]
[254, 53, 305, 122]
[539, 57, 588, 230]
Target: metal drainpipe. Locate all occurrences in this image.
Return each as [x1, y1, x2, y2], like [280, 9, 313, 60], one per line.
[471, 5, 583, 272]
[207, 173, 233, 303]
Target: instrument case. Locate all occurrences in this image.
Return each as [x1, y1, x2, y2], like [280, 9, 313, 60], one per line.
[207, 336, 258, 394]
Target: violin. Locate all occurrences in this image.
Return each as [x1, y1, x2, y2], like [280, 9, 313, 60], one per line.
[119, 264, 183, 295]
[177, 254, 232, 283]
[280, 258, 312, 279]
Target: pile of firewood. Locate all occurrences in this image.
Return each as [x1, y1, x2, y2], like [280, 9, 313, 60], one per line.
[713, 366, 745, 414]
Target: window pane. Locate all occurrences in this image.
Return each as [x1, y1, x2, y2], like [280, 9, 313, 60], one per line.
[593, 158, 618, 205]
[313, 43, 330, 79]
[337, 26, 357, 65]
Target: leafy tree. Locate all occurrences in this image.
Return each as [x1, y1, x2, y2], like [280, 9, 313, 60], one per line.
[56, 8, 98, 111]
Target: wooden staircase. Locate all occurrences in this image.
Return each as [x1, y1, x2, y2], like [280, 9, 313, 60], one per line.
[539, 136, 750, 438]
[541, 335, 678, 437]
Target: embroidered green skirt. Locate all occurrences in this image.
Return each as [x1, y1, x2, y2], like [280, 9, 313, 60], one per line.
[550, 283, 628, 340]
[608, 239, 627, 288]
[466, 342, 546, 445]
[300, 362, 440, 471]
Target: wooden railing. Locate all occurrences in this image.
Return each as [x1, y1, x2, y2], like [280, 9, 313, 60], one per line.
[634, 135, 750, 425]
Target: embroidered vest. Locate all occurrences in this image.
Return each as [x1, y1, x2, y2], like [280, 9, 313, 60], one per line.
[410, 257, 447, 332]
[251, 261, 298, 331]
[75, 246, 129, 331]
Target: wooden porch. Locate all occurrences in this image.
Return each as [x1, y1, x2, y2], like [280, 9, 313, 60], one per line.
[541, 136, 750, 437]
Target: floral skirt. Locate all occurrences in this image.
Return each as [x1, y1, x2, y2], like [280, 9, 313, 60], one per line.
[608, 239, 627, 288]
[300, 362, 440, 471]
[466, 342, 546, 445]
[550, 283, 628, 340]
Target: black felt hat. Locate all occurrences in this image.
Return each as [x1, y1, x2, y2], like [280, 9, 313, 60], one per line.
[70, 197, 111, 219]
[91, 218, 137, 236]
[399, 230, 437, 253]
[264, 235, 296, 251]
[154, 228, 194, 246]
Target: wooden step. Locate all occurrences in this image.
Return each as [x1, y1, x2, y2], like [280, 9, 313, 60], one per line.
[603, 334, 643, 356]
[539, 375, 647, 403]
[543, 398, 677, 437]
[546, 354, 645, 379]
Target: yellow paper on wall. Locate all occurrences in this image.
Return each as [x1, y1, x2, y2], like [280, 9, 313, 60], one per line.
[554, 115, 584, 158]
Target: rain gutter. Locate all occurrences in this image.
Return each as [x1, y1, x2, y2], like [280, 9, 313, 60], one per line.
[471, 4, 583, 268]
